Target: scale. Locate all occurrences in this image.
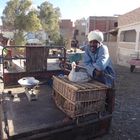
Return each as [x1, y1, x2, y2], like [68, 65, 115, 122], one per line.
[18, 77, 40, 101]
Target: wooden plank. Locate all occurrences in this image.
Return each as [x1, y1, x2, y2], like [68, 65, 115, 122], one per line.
[61, 77, 87, 90]
[57, 76, 107, 90]
[83, 83, 107, 90]
[26, 47, 49, 72]
[53, 76, 79, 91]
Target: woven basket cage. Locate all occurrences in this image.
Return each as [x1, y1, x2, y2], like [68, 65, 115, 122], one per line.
[53, 76, 108, 118]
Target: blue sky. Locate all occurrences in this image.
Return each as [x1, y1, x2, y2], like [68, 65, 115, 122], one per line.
[1, 0, 140, 25]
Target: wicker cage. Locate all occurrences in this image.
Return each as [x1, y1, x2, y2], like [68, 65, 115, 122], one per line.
[52, 76, 109, 118]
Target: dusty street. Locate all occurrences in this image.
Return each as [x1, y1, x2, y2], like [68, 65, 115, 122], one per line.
[96, 65, 140, 140]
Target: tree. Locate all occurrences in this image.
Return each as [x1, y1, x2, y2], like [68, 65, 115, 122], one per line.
[2, 0, 61, 45]
[38, 1, 61, 43]
[2, 0, 42, 45]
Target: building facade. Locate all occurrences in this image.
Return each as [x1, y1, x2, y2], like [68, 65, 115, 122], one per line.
[86, 16, 118, 35]
[59, 19, 73, 49]
[74, 18, 87, 46]
[117, 7, 140, 66]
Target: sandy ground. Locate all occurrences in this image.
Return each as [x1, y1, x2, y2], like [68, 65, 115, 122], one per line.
[95, 65, 140, 140]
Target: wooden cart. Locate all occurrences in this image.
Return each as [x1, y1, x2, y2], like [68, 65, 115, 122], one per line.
[1, 83, 115, 140]
[128, 52, 140, 72]
[128, 59, 140, 72]
[0, 46, 115, 140]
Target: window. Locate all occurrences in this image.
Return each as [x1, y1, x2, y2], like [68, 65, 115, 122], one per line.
[120, 30, 136, 42]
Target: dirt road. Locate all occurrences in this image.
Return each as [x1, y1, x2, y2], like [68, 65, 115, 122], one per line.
[96, 65, 140, 140]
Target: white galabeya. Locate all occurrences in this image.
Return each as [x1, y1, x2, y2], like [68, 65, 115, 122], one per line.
[68, 62, 91, 83]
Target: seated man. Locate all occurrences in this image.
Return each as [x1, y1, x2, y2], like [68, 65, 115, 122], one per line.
[83, 30, 115, 88]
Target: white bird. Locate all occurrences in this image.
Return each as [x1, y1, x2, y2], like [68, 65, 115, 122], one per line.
[68, 62, 91, 83]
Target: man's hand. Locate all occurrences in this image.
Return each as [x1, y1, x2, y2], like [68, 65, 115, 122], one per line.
[95, 69, 103, 77]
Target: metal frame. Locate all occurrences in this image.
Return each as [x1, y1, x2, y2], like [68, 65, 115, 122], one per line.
[1, 45, 66, 87]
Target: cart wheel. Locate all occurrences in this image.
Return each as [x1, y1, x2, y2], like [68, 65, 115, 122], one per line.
[130, 65, 135, 72]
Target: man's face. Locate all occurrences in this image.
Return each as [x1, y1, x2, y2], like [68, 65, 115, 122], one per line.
[89, 40, 99, 52]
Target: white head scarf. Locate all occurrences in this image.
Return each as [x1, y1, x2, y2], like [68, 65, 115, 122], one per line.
[88, 30, 104, 42]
